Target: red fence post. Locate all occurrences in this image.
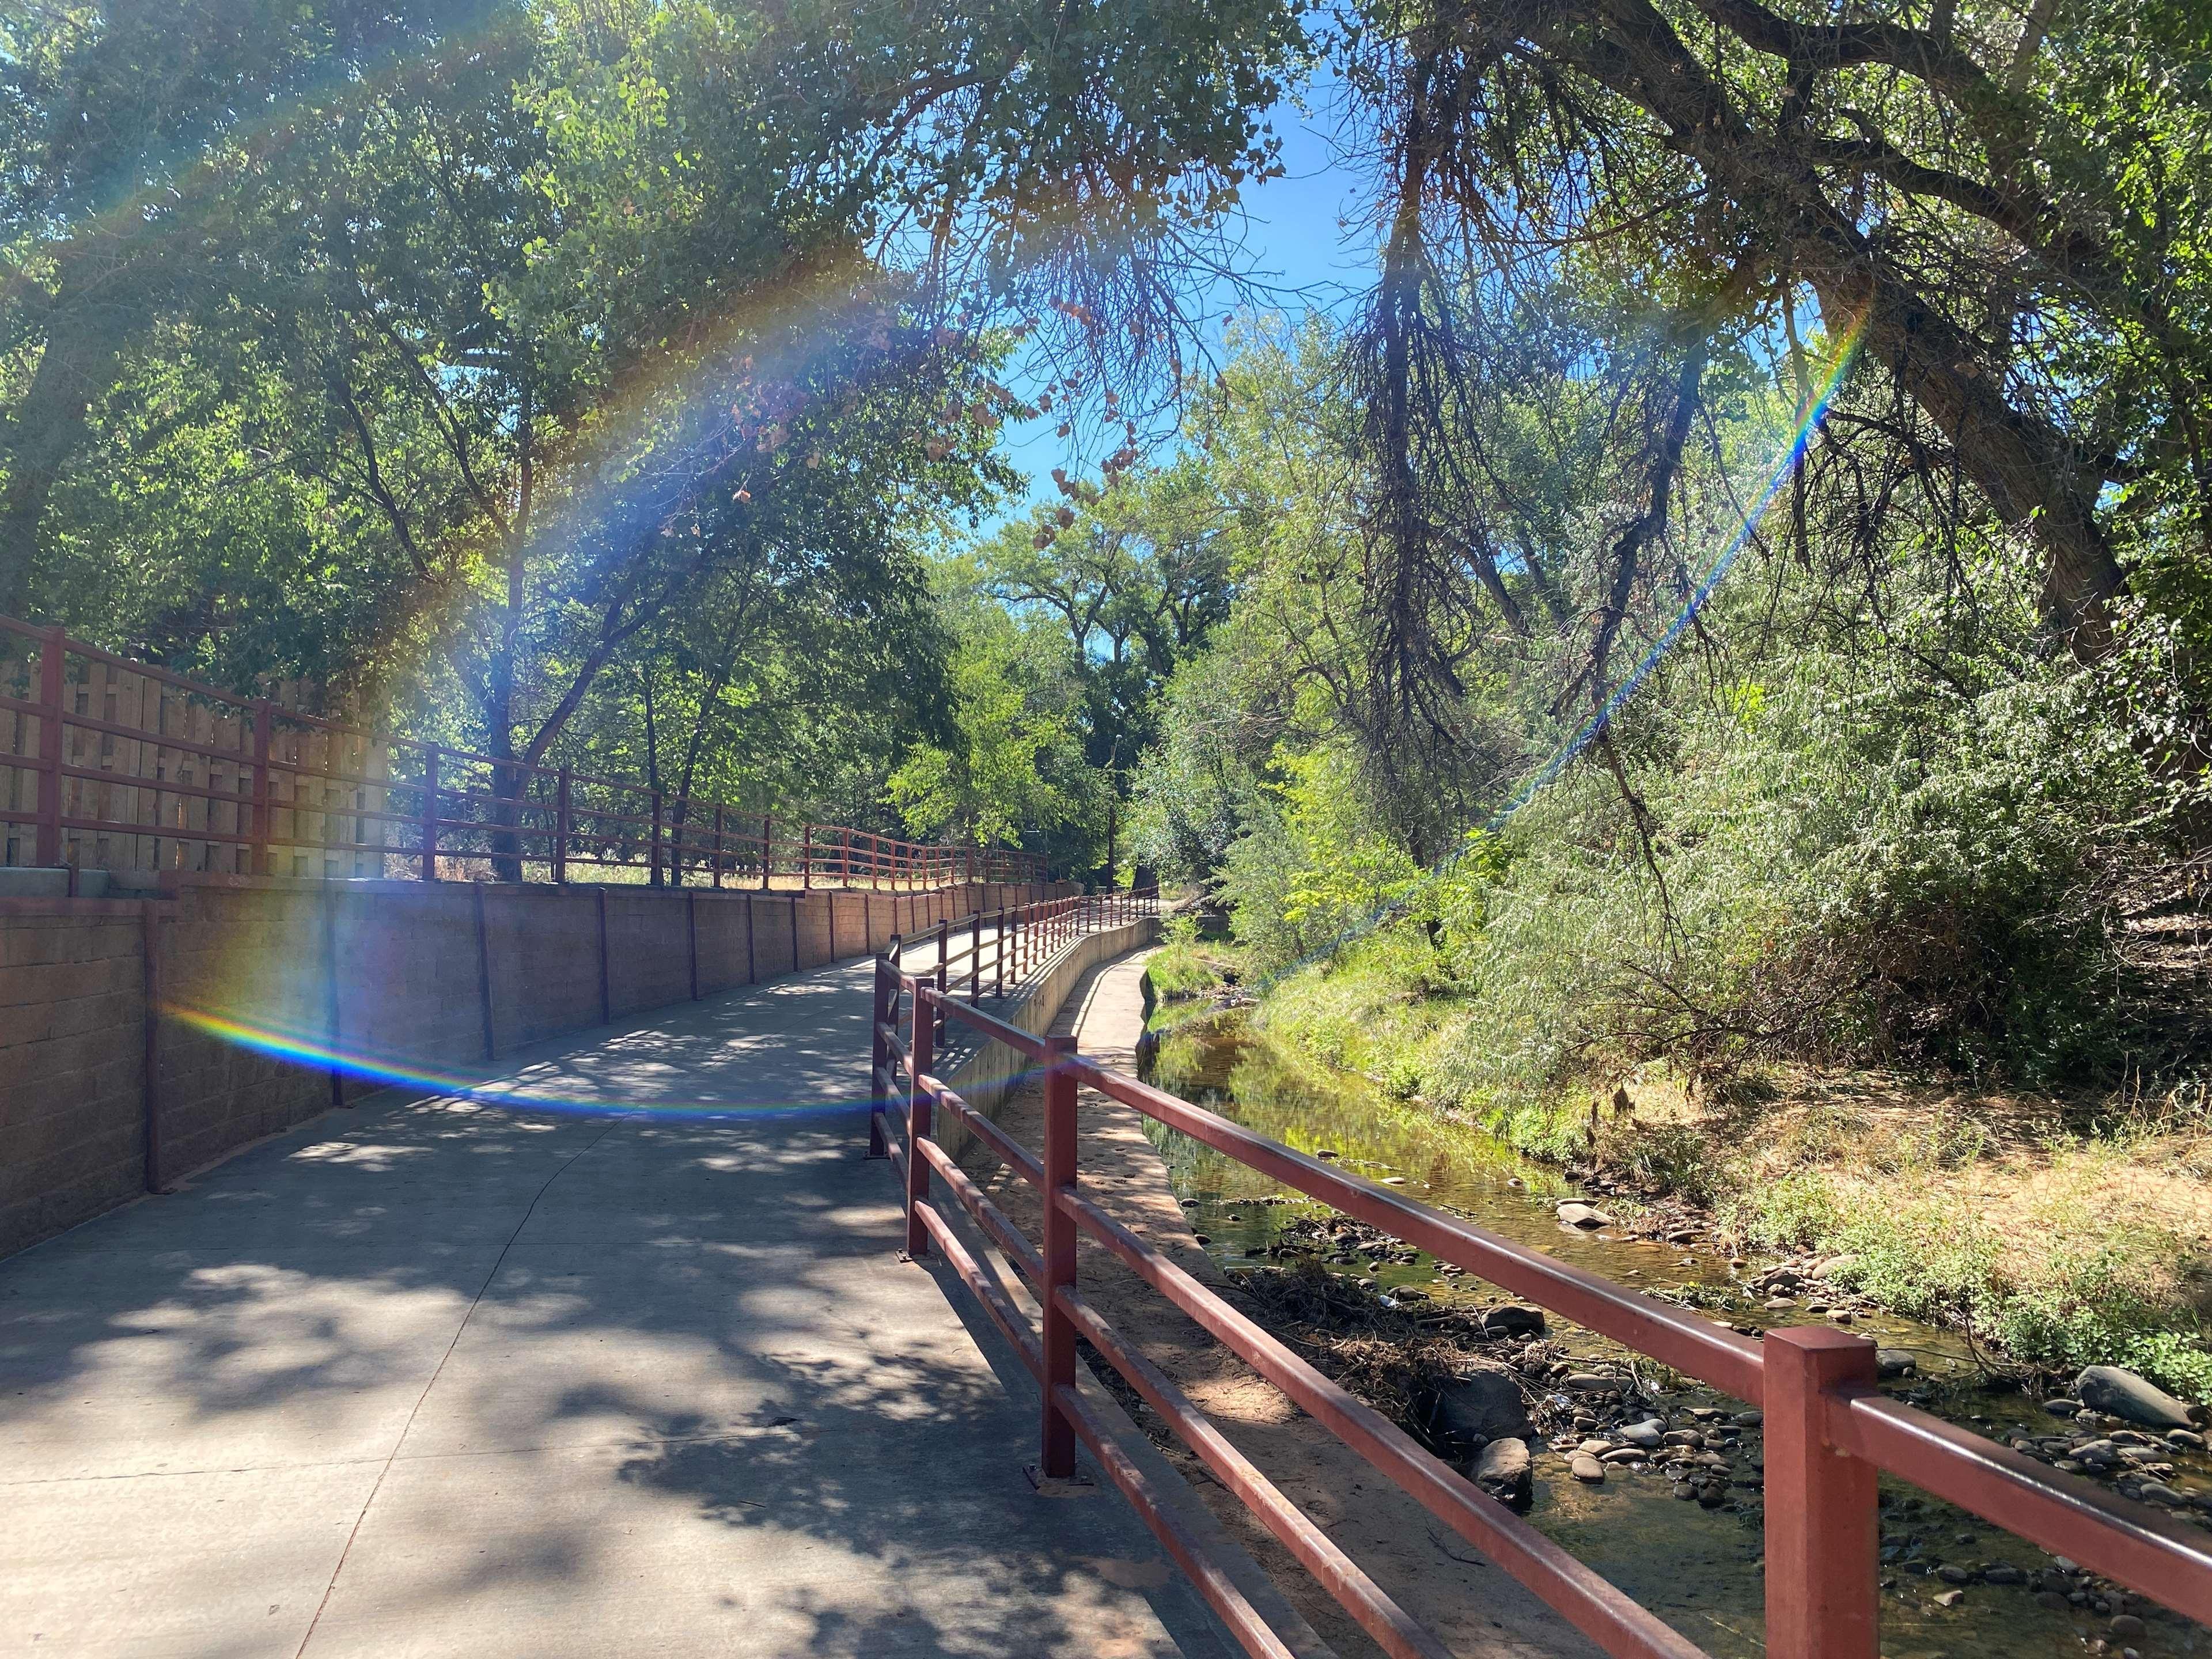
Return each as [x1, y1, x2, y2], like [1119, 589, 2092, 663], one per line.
[711, 804, 724, 889]
[419, 746, 440, 882]
[801, 821, 812, 890]
[33, 625, 63, 866]
[649, 791, 664, 887]
[994, 910, 1005, 998]
[1039, 1032, 1079, 1479]
[934, 917, 949, 1047]
[905, 982, 933, 1257]
[760, 812, 773, 891]
[1765, 1327, 1881, 1659]
[553, 766, 571, 884]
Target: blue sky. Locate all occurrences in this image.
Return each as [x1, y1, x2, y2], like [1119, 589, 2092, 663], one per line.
[988, 87, 1380, 522]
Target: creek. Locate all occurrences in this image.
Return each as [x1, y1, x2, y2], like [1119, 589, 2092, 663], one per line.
[1138, 1001, 2209, 1659]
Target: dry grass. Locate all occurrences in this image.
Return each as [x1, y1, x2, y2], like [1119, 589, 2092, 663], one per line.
[1590, 1066, 2212, 1396]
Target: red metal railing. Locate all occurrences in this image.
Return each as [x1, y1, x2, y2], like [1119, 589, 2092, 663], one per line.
[0, 613, 1045, 888]
[866, 957, 2212, 1659]
[864, 890, 1159, 1163]
[889, 888, 1160, 1033]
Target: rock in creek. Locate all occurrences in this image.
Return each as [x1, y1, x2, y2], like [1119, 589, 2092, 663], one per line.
[1556, 1201, 1611, 1229]
[1480, 1304, 1547, 1338]
[1569, 1453, 1607, 1484]
[1426, 1367, 1534, 1453]
[1876, 1349, 1917, 1378]
[2075, 1365, 2197, 1431]
[1473, 1437, 1533, 1510]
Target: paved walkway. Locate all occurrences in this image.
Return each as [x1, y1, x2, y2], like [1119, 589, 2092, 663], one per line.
[0, 949, 1228, 1658]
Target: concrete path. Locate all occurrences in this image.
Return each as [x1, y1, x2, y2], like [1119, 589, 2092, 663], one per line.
[0, 950, 1229, 1659]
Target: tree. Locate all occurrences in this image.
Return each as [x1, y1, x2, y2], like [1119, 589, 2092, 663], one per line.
[0, 0, 1310, 869]
[978, 457, 1234, 876]
[1327, 0, 2211, 743]
[887, 581, 1097, 859]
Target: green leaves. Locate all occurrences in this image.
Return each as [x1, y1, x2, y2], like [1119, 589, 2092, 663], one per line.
[1, 0, 1309, 848]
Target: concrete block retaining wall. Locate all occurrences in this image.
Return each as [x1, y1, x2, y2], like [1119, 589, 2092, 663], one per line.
[0, 902, 152, 1254]
[0, 874, 1069, 1259]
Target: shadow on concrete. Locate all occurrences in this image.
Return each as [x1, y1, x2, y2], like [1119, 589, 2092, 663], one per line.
[0, 953, 1221, 1659]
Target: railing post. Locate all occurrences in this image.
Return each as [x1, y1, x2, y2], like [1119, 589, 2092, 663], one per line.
[711, 804, 724, 889]
[34, 626, 63, 867]
[1764, 1327, 1881, 1659]
[419, 745, 441, 881]
[866, 957, 892, 1159]
[905, 980, 933, 1257]
[649, 791, 664, 886]
[969, 910, 981, 1005]
[1040, 1032, 1079, 1479]
[249, 699, 274, 877]
[801, 821, 812, 890]
[761, 812, 773, 891]
[934, 917, 949, 1047]
[553, 766, 571, 884]
[994, 909, 1005, 998]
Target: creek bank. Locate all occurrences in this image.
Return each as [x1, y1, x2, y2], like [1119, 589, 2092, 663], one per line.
[1142, 981, 2212, 1658]
[1148, 920, 2212, 1416]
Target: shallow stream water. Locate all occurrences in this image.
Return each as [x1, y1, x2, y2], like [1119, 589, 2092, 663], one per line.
[1139, 1002, 2209, 1659]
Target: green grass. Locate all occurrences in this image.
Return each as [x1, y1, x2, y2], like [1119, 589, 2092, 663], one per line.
[1144, 915, 1245, 1002]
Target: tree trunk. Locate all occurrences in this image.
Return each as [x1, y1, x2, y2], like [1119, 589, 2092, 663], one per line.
[0, 306, 122, 614]
[1806, 255, 2127, 659]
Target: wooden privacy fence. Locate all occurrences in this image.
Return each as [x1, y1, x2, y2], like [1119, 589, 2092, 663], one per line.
[0, 615, 1044, 888]
[867, 956, 2212, 1659]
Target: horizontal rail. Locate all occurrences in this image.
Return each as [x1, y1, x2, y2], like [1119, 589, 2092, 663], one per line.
[1067, 1055, 1766, 1404]
[916, 1136, 1041, 1286]
[926, 1079, 1046, 1189]
[1063, 1188, 1703, 1659]
[1051, 1380, 1298, 1659]
[1062, 1288, 1454, 1659]
[914, 1199, 1040, 1377]
[1834, 1389, 2212, 1626]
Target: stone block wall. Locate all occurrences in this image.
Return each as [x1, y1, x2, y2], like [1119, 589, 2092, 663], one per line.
[0, 901, 150, 1255]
